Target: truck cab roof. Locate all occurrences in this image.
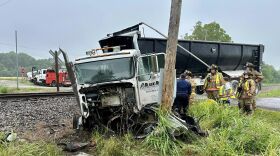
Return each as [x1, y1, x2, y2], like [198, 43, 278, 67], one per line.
[75, 49, 140, 64]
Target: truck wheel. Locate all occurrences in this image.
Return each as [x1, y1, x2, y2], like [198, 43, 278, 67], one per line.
[33, 78, 37, 85]
[51, 81, 56, 87]
[195, 86, 204, 95]
[82, 116, 95, 131]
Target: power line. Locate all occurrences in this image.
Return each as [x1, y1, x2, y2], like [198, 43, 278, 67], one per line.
[0, 41, 42, 51]
[0, 0, 13, 7]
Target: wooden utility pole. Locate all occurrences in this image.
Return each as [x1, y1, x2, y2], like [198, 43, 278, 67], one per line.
[55, 51, 60, 92]
[161, 0, 182, 112]
[15, 30, 19, 89]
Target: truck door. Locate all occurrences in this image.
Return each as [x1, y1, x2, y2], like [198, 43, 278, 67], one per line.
[136, 53, 165, 108]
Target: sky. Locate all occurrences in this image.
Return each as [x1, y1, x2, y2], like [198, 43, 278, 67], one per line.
[0, 0, 279, 68]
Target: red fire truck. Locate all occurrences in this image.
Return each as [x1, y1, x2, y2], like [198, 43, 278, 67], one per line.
[45, 69, 71, 87]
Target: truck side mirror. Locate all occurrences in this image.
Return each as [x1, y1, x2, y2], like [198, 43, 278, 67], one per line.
[151, 55, 158, 73]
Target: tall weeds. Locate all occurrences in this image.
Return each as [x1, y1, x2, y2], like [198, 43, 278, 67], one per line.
[144, 110, 182, 156]
[187, 100, 280, 155]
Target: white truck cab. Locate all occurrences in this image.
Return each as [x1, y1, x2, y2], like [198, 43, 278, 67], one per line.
[34, 69, 47, 84]
[73, 48, 165, 130]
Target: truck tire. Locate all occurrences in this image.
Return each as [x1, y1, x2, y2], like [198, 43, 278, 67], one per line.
[42, 80, 46, 86]
[33, 78, 37, 85]
[51, 81, 56, 87]
[195, 86, 204, 95]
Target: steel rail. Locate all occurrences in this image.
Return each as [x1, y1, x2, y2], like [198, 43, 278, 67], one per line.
[0, 92, 74, 99]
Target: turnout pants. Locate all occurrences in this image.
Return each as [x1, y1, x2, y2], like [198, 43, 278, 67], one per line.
[252, 97, 257, 110]
[206, 90, 219, 101]
[173, 95, 189, 115]
[239, 98, 254, 115]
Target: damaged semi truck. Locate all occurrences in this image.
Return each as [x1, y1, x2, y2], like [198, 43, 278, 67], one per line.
[60, 23, 264, 136]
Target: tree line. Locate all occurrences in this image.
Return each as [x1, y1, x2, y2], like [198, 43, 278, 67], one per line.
[0, 52, 53, 77]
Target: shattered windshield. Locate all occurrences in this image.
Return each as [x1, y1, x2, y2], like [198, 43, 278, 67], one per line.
[75, 57, 135, 84]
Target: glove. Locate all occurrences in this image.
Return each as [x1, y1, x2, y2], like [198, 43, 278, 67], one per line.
[237, 86, 242, 92]
[247, 93, 252, 97]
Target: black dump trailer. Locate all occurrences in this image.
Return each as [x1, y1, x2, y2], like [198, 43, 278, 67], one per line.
[99, 35, 264, 78]
[138, 38, 264, 77]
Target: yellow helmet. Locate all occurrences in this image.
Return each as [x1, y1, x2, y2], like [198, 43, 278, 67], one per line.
[210, 64, 218, 70]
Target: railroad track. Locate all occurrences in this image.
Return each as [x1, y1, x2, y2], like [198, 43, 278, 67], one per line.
[0, 92, 74, 99]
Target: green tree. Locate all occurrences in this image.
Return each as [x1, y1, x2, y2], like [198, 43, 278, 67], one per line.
[185, 21, 232, 42]
[0, 52, 53, 77]
[261, 63, 280, 83]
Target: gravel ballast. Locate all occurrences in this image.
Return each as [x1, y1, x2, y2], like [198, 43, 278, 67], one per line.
[0, 96, 79, 133]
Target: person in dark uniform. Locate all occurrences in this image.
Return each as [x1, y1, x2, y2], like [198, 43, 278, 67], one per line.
[173, 73, 192, 115]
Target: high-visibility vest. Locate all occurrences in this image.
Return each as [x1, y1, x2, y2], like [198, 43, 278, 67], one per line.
[219, 84, 235, 100]
[215, 73, 221, 89]
[219, 85, 228, 101]
[244, 80, 250, 91]
[204, 72, 223, 90]
[236, 79, 254, 98]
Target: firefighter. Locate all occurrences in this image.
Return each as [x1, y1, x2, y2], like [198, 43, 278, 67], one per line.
[173, 73, 192, 115]
[236, 71, 256, 115]
[184, 70, 196, 104]
[204, 64, 225, 101]
[218, 77, 233, 105]
[245, 62, 264, 110]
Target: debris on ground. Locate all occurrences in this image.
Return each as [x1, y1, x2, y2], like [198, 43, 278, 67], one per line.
[72, 152, 93, 156]
[58, 142, 90, 152]
[5, 131, 17, 142]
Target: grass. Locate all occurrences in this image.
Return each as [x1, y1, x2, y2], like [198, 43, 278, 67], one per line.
[258, 89, 280, 98]
[0, 77, 20, 80]
[0, 142, 62, 156]
[0, 86, 55, 93]
[0, 77, 69, 93]
[1, 100, 280, 155]
[0, 86, 8, 93]
[0, 132, 62, 156]
[185, 100, 280, 155]
[144, 110, 183, 156]
[89, 100, 280, 156]
[92, 132, 153, 156]
[262, 83, 280, 87]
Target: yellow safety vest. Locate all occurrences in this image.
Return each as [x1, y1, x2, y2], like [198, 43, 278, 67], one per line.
[244, 80, 250, 91]
[204, 72, 222, 90]
[219, 85, 228, 101]
[215, 73, 221, 89]
[236, 79, 254, 98]
[219, 85, 235, 100]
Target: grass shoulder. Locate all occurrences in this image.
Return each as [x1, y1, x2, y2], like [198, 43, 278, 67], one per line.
[258, 89, 280, 98]
[1, 100, 279, 156]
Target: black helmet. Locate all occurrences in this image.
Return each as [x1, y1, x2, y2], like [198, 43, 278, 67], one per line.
[243, 71, 253, 76]
[245, 62, 255, 68]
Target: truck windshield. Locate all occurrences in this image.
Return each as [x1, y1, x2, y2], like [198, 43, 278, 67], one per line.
[75, 57, 135, 84]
